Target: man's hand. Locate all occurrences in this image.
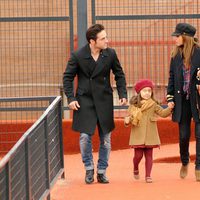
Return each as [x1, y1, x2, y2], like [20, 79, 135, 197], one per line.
[119, 98, 127, 106]
[68, 101, 80, 110]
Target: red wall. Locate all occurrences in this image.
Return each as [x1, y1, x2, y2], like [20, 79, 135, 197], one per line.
[0, 121, 33, 153]
[0, 118, 195, 155]
[62, 118, 195, 154]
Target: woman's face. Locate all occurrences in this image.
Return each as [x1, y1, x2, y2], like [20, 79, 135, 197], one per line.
[173, 35, 183, 46]
[140, 87, 152, 100]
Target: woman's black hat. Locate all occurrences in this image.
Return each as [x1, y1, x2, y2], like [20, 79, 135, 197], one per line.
[171, 23, 196, 37]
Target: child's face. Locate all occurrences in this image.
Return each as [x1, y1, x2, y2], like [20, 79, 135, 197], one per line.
[140, 87, 152, 100]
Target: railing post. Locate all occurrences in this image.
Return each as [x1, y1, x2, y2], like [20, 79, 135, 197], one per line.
[58, 99, 65, 179]
[59, 86, 64, 119]
[25, 138, 32, 200]
[6, 162, 11, 200]
[77, 0, 87, 48]
[91, 0, 96, 24]
[44, 116, 51, 194]
[69, 0, 74, 52]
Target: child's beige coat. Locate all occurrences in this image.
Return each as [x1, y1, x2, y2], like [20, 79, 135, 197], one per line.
[125, 99, 172, 146]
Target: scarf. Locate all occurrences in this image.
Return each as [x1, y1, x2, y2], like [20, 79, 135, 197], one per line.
[182, 64, 191, 100]
[129, 98, 155, 126]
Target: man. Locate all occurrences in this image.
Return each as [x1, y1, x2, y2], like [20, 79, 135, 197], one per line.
[63, 24, 127, 184]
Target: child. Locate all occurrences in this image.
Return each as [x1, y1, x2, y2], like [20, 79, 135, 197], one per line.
[124, 79, 173, 183]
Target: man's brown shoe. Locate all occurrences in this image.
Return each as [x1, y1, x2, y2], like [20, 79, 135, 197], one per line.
[180, 164, 189, 179]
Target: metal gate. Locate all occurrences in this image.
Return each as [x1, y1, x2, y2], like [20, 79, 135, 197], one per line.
[90, 0, 200, 104]
[0, 0, 73, 98]
[1, 0, 200, 114]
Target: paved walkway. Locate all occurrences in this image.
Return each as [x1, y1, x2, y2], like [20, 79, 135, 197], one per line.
[51, 142, 199, 200]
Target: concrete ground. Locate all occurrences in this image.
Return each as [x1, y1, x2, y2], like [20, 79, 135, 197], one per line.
[51, 142, 199, 200]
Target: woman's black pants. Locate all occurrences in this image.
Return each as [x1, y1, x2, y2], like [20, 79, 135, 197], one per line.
[179, 96, 200, 170]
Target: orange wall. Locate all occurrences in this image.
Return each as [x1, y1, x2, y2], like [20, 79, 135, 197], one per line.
[0, 119, 195, 155]
[62, 118, 195, 154]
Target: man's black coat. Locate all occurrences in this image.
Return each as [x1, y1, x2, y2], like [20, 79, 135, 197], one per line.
[63, 44, 127, 134]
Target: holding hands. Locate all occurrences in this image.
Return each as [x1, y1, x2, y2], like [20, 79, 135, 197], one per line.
[168, 102, 175, 109]
[196, 68, 200, 95]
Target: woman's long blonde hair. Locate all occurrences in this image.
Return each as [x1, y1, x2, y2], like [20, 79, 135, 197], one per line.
[171, 35, 199, 69]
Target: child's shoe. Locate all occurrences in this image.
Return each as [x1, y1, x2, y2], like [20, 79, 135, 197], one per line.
[133, 170, 140, 180]
[145, 177, 152, 183]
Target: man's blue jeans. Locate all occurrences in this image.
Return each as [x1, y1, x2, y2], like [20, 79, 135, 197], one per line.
[79, 131, 111, 174]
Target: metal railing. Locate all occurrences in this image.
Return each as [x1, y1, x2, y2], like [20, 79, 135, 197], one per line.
[0, 96, 64, 200]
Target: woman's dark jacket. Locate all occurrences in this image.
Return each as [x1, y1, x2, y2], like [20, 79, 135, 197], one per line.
[167, 47, 200, 122]
[63, 44, 127, 134]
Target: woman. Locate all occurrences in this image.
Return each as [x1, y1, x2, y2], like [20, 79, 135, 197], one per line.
[167, 22, 200, 181]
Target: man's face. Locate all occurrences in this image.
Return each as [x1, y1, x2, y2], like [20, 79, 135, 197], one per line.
[93, 30, 108, 49]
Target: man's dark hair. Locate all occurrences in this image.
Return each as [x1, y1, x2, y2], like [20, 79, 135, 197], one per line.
[86, 24, 105, 43]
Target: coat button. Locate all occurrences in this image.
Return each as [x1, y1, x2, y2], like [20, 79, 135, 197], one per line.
[177, 90, 180, 93]
[90, 78, 92, 80]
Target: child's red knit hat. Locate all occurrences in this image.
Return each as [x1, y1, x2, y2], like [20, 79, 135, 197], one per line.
[135, 79, 154, 94]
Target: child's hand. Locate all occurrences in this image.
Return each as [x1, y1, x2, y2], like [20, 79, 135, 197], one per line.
[168, 102, 175, 109]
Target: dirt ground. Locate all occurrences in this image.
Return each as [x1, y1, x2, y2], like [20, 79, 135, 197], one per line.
[51, 142, 199, 200]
